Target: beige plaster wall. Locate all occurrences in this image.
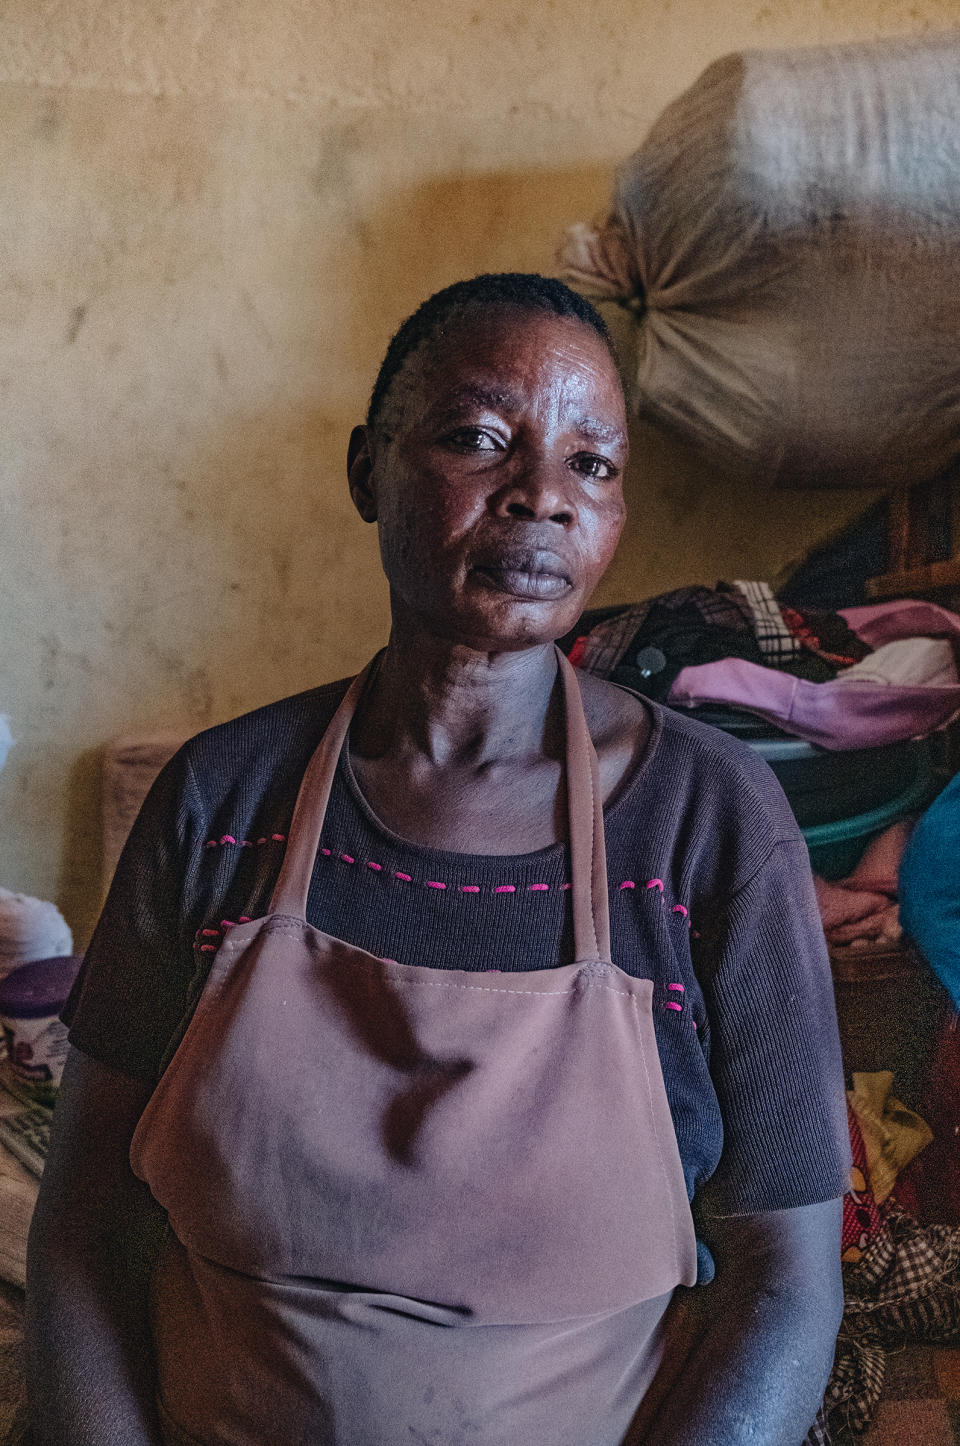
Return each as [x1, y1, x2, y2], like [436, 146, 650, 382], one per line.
[1, 0, 955, 945]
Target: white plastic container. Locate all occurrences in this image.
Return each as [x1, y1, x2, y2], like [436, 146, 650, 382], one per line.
[0, 955, 83, 1105]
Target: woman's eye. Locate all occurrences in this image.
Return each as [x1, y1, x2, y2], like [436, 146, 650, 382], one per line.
[570, 453, 619, 480]
[443, 427, 501, 452]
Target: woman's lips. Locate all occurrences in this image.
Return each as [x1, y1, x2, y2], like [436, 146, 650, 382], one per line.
[473, 563, 572, 600]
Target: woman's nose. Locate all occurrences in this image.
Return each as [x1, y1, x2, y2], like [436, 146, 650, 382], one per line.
[493, 461, 575, 526]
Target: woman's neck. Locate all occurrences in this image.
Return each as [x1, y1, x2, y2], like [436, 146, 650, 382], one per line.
[351, 631, 562, 769]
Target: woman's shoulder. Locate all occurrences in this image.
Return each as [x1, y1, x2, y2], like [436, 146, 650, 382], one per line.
[582, 671, 795, 826]
[188, 676, 351, 749]
[652, 700, 798, 819]
[594, 680, 805, 900]
[172, 677, 355, 804]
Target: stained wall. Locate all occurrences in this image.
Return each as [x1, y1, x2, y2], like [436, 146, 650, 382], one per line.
[1, 0, 955, 941]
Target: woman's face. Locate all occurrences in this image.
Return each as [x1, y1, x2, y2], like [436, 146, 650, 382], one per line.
[350, 306, 629, 652]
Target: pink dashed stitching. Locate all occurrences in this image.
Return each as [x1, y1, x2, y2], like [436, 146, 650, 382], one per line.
[663, 1002, 683, 1013]
[199, 943, 216, 953]
[617, 876, 693, 929]
[201, 829, 696, 927]
[668, 983, 685, 992]
[205, 831, 289, 850]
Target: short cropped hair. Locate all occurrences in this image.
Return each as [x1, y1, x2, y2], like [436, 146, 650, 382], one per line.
[366, 273, 614, 432]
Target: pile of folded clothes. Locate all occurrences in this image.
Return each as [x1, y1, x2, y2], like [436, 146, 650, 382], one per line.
[566, 582, 960, 953]
[803, 1076, 960, 1445]
[565, 583, 960, 750]
[566, 580, 874, 698]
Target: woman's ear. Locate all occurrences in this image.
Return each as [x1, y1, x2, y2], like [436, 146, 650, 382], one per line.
[347, 425, 378, 523]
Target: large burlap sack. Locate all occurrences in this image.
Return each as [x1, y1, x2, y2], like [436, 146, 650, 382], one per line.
[560, 34, 960, 489]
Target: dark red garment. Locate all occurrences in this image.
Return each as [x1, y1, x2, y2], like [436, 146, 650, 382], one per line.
[779, 604, 872, 668]
[898, 1011, 960, 1226]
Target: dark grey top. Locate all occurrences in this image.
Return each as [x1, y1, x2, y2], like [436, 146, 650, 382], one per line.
[65, 675, 851, 1221]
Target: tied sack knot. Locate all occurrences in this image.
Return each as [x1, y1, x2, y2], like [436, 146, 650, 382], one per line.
[557, 215, 645, 313]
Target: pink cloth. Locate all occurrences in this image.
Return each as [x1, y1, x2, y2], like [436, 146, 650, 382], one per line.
[840, 600, 960, 649]
[813, 820, 913, 948]
[669, 599, 960, 750]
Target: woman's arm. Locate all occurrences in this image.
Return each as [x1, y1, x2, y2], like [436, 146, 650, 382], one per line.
[26, 1046, 167, 1446]
[634, 1199, 842, 1446]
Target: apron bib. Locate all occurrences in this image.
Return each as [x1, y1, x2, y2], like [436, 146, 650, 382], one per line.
[131, 648, 697, 1446]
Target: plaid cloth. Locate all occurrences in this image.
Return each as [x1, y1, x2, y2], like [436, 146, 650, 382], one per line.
[572, 587, 753, 678]
[568, 584, 869, 697]
[806, 1205, 960, 1444]
[807, 1336, 888, 1444]
[732, 579, 802, 663]
[574, 603, 655, 677]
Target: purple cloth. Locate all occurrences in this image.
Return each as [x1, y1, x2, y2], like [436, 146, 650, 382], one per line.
[669, 600, 960, 750]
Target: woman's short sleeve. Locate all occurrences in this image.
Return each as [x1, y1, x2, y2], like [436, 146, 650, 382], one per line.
[696, 838, 852, 1216]
[62, 747, 204, 1083]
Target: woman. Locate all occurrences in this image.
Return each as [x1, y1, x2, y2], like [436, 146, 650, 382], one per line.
[28, 273, 849, 1445]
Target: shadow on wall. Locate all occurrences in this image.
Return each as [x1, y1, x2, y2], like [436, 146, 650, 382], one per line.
[320, 160, 617, 380]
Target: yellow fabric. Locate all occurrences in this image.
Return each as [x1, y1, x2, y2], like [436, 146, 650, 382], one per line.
[847, 1071, 933, 1204]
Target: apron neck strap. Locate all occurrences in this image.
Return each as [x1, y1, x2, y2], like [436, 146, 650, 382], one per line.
[269, 646, 612, 963]
[270, 658, 377, 917]
[558, 647, 612, 962]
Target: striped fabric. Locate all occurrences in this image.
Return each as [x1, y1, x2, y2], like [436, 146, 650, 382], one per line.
[732, 578, 802, 663]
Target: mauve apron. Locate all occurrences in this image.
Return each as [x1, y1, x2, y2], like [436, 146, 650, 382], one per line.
[131, 648, 698, 1446]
